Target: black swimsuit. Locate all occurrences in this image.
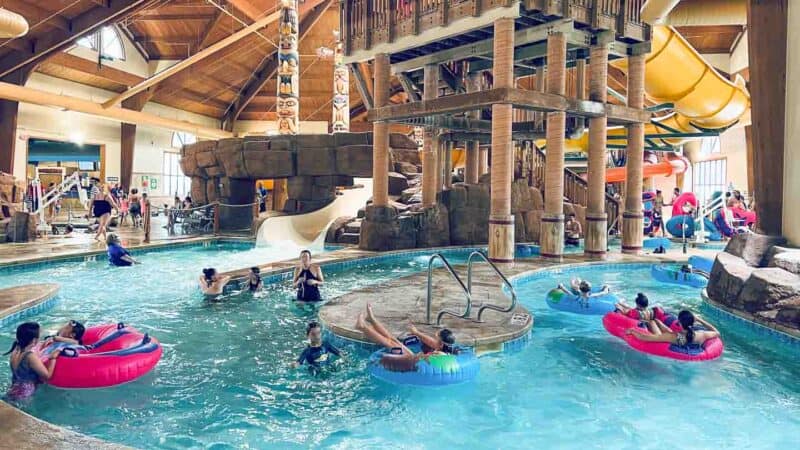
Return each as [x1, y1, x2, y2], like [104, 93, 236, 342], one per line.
[93, 198, 112, 217]
[297, 268, 321, 301]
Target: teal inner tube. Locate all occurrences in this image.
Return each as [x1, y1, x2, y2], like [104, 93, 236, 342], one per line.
[367, 336, 479, 386]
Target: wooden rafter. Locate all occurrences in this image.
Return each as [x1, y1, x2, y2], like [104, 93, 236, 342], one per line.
[227, 0, 271, 21]
[0, 0, 152, 79]
[221, 0, 333, 126]
[198, 1, 229, 49]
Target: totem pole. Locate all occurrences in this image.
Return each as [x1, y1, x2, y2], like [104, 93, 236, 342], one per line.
[277, 0, 299, 134]
[331, 31, 349, 133]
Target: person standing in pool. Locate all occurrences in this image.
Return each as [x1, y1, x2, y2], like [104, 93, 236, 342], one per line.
[4, 322, 61, 401]
[199, 268, 231, 297]
[247, 267, 263, 292]
[292, 321, 341, 370]
[293, 250, 323, 302]
[107, 234, 139, 266]
[564, 213, 582, 247]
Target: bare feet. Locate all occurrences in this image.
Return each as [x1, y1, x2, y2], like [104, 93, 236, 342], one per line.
[366, 303, 376, 322]
[355, 312, 367, 330]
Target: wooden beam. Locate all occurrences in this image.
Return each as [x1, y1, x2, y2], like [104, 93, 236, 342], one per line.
[366, 88, 651, 124]
[42, 52, 143, 87]
[221, 0, 333, 126]
[0, 0, 152, 79]
[131, 14, 218, 21]
[199, 1, 229, 49]
[397, 72, 421, 101]
[103, 7, 286, 108]
[227, 0, 269, 21]
[0, 80, 233, 139]
[120, 89, 155, 190]
[350, 63, 374, 109]
[439, 64, 463, 92]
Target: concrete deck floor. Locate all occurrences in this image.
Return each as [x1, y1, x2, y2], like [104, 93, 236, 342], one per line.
[0, 283, 60, 319]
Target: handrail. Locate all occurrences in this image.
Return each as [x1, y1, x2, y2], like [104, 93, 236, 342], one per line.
[468, 250, 518, 322]
[426, 253, 473, 325]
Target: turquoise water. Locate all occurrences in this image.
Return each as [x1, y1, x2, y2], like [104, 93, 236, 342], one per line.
[1, 249, 799, 449]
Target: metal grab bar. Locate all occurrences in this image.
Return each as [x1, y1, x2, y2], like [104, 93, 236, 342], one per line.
[467, 251, 518, 323]
[426, 253, 472, 325]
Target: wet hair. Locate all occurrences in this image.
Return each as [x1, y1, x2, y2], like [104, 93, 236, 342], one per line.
[578, 280, 592, 294]
[202, 268, 217, 287]
[656, 189, 662, 194]
[65, 224, 74, 233]
[678, 310, 696, 344]
[4, 322, 40, 355]
[635, 293, 649, 308]
[70, 320, 86, 343]
[306, 321, 320, 336]
[131, 188, 138, 194]
[673, 187, 680, 193]
[250, 267, 260, 274]
[438, 329, 457, 354]
[300, 250, 312, 258]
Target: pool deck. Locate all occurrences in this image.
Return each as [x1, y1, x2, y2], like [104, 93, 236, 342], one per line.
[0, 283, 60, 320]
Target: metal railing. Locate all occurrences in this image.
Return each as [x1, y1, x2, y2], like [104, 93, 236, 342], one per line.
[468, 251, 518, 323]
[426, 253, 472, 325]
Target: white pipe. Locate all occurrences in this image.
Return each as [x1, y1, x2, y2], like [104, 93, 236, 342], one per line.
[0, 8, 28, 38]
[641, 0, 682, 25]
[664, 0, 747, 26]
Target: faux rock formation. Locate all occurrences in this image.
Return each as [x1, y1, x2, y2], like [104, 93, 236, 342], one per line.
[707, 233, 800, 332]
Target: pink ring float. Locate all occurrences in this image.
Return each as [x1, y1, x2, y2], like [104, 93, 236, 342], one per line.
[602, 311, 723, 362]
[35, 323, 163, 388]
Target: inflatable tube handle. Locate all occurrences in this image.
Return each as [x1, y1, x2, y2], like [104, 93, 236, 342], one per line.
[117, 322, 126, 330]
[59, 348, 79, 358]
[141, 333, 151, 345]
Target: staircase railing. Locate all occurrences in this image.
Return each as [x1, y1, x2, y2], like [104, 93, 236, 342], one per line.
[426, 253, 472, 325]
[533, 147, 620, 233]
[468, 251, 518, 322]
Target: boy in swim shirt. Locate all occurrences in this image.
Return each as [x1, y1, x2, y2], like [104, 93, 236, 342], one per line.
[292, 322, 341, 369]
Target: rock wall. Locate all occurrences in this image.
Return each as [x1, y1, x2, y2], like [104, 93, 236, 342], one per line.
[708, 233, 800, 331]
[180, 133, 418, 230]
[0, 172, 29, 242]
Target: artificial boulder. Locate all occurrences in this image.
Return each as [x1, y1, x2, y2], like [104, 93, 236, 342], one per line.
[388, 172, 409, 196]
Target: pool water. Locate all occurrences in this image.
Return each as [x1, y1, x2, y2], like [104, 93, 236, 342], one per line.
[1, 251, 799, 449]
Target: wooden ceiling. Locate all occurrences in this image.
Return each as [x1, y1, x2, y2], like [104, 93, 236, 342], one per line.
[0, 1, 747, 129]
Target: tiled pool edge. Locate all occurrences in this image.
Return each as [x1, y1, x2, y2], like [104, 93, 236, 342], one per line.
[700, 290, 800, 347]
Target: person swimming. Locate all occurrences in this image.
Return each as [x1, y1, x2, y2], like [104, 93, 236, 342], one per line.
[247, 267, 263, 292]
[293, 250, 323, 302]
[199, 268, 231, 297]
[107, 234, 139, 267]
[4, 322, 61, 401]
[292, 321, 341, 370]
[626, 310, 720, 347]
[355, 303, 457, 373]
[557, 278, 610, 307]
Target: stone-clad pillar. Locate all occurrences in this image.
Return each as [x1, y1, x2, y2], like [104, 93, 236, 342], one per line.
[422, 64, 438, 207]
[465, 72, 481, 184]
[585, 44, 609, 258]
[372, 53, 390, 207]
[540, 32, 567, 258]
[277, 0, 299, 134]
[444, 140, 453, 189]
[488, 17, 515, 263]
[622, 53, 647, 254]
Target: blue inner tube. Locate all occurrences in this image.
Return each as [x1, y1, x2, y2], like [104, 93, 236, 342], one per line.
[650, 264, 708, 288]
[688, 255, 714, 274]
[666, 215, 695, 238]
[643, 237, 671, 250]
[696, 217, 722, 241]
[368, 337, 479, 386]
[545, 287, 619, 315]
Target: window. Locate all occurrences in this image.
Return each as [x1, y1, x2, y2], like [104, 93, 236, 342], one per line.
[693, 159, 727, 205]
[77, 26, 125, 61]
[163, 152, 191, 199]
[699, 137, 721, 156]
[172, 132, 197, 148]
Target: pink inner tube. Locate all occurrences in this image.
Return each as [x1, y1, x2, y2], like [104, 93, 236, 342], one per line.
[35, 323, 162, 389]
[602, 312, 723, 362]
[671, 192, 698, 217]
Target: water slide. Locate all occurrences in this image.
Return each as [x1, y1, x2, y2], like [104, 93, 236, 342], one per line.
[604, 157, 689, 183]
[256, 178, 373, 248]
[553, 25, 751, 181]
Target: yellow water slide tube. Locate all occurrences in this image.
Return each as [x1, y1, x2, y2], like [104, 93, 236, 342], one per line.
[559, 25, 750, 152]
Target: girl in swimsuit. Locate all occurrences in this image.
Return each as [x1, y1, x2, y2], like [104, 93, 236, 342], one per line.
[129, 188, 142, 228]
[293, 250, 324, 302]
[615, 293, 660, 334]
[355, 303, 456, 373]
[199, 267, 231, 298]
[626, 310, 720, 347]
[89, 185, 116, 242]
[248, 267, 263, 292]
[557, 279, 610, 307]
[4, 322, 60, 401]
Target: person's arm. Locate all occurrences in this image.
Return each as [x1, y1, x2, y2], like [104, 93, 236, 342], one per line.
[312, 265, 324, 285]
[625, 328, 676, 343]
[324, 341, 341, 357]
[52, 336, 79, 345]
[653, 319, 672, 333]
[292, 347, 310, 367]
[292, 267, 302, 287]
[556, 284, 572, 295]
[29, 350, 60, 382]
[408, 323, 441, 351]
[589, 286, 610, 298]
[199, 276, 209, 292]
[575, 221, 583, 235]
[694, 316, 721, 340]
[615, 302, 631, 314]
[218, 275, 231, 288]
[120, 254, 139, 265]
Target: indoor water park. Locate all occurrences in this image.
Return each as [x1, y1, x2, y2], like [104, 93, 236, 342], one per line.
[0, 0, 798, 449]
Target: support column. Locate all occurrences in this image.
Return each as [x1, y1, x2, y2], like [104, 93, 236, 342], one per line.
[277, 0, 300, 134]
[748, 0, 787, 237]
[540, 32, 567, 258]
[120, 124, 136, 190]
[272, 179, 288, 211]
[435, 139, 443, 195]
[0, 69, 32, 175]
[444, 140, 453, 189]
[465, 72, 480, 184]
[584, 44, 609, 258]
[422, 64, 438, 207]
[479, 146, 489, 176]
[783, 0, 799, 245]
[534, 67, 546, 131]
[488, 17, 515, 263]
[332, 31, 350, 133]
[621, 53, 646, 254]
[372, 53, 390, 207]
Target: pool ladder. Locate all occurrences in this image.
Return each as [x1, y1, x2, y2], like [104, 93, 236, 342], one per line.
[425, 251, 518, 326]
